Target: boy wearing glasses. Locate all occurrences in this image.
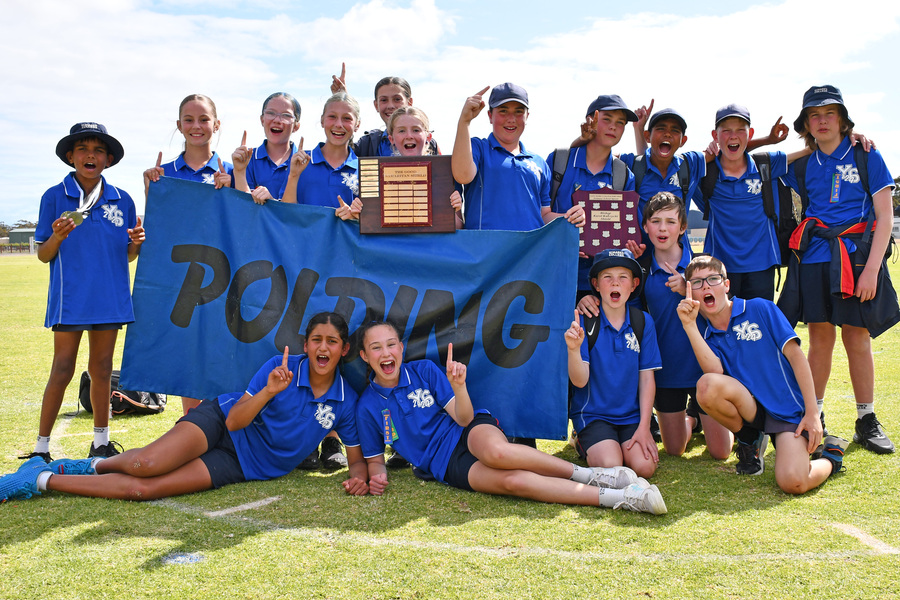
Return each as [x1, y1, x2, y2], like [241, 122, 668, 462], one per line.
[677, 255, 848, 492]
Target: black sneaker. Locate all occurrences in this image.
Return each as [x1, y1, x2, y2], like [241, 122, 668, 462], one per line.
[297, 449, 320, 470]
[650, 413, 662, 443]
[88, 440, 123, 458]
[320, 437, 348, 470]
[820, 410, 829, 437]
[385, 451, 409, 469]
[735, 432, 768, 475]
[853, 413, 895, 454]
[18, 451, 52, 463]
[506, 437, 537, 448]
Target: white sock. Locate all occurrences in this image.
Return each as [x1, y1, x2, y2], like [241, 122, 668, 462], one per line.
[857, 403, 875, 419]
[816, 398, 824, 415]
[570, 464, 595, 484]
[36, 471, 53, 492]
[34, 435, 51, 454]
[93, 427, 110, 449]
[598, 487, 626, 508]
[90, 457, 106, 470]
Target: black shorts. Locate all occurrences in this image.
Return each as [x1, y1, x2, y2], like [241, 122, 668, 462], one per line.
[654, 387, 705, 414]
[744, 398, 807, 439]
[799, 262, 868, 329]
[178, 401, 247, 488]
[443, 412, 502, 492]
[727, 267, 776, 302]
[575, 419, 639, 459]
[51, 322, 125, 332]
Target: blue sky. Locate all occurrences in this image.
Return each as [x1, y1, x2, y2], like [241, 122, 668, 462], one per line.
[1, 0, 898, 222]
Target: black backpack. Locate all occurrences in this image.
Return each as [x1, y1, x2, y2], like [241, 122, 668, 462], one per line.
[79, 370, 167, 415]
[583, 305, 646, 352]
[549, 147, 627, 208]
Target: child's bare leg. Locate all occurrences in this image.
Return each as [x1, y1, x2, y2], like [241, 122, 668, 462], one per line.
[772, 432, 831, 495]
[807, 322, 836, 399]
[465, 423, 573, 479]
[466, 462, 600, 506]
[49, 458, 213, 501]
[657, 411, 690, 456]
[86, 329, 118, 429]
[97, 421, 208, 477]
[182, 397, 202, 415]
[622, 442, 657, 478]
[700, 415, 734, 460]
[38, 331, 83, 437]
[841, 325, 874, 405]
[585, 440, 624, 468]
[695, 373, 756, 433]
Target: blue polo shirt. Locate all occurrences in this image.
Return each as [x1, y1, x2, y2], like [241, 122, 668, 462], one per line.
[217, 354, 359, 481]
[643, 247, 703, 388]
[547, 146, 637, 291]
[698, 151, 786, 273]
[358, 360, 474, 483]
[462, 134, 551, 231]
[783, 137, 894, 263]
[36, 173, 136, 327]
[292, 143, 359, 208]
[620, 150, 707, 219]
[245, 141, 297, 199]
[571, 309, 662, 430]
[162, 152, 233, 184]
[702, 297, 805, 424]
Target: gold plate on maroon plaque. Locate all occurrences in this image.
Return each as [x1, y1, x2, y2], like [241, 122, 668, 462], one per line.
[573, 188, 641, 256]
[359, 155, 456, 234]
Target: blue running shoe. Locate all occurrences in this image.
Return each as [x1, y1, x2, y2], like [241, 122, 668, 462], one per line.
[0, 457, 50, 502]
[48, 458, 96, 475]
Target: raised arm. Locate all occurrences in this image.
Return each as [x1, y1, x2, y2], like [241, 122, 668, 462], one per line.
[677, 286, 724, 374]
[747, 116, 789, 152]
[451, 86, 490, 185]
[281, 137, 306, 204]
[232, 130, 252, 193]
[633, 98, 653, 154]
[225, 347, 293, 431]
[565, 309, 589, 387]
[443, 343, 474, 427]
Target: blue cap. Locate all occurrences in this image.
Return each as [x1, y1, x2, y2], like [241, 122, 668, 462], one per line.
[489, 83, 529, 109]
[589, 248, 644, 297]
[648, 108, 687, 132]
[585, 94, 637, 121]
[55, 122, 125, 167]
[715, 104, 751, 127]
[793, 84, 854, 133]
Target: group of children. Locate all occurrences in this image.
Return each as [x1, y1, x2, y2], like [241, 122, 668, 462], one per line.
[2, 74, 896, 513]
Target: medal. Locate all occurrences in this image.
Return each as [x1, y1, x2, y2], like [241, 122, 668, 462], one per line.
[60, 211, 84, 226]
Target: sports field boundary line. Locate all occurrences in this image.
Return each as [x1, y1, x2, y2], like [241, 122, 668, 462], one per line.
[152, 498, 898, 562]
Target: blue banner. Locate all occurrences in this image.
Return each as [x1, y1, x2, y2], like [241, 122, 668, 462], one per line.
[121, 177, 578, 439]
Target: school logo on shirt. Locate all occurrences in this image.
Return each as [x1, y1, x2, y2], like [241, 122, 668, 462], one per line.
[523, 159, 543, 179]
[625, 332, 640, 353]
[101, 204, 124, 227]
[667, 174, 680, 187]
[314, 403, 335, 429]
[732, 320, 762, 342]
[407, 388, 435, 409]
[201, 173, 216, 185]
[342, 172, 359, 195]
[745, 179, 762, 195]
[836, 164, 860, 184]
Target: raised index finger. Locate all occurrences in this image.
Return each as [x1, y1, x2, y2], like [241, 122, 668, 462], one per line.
[282, 345, 290, 367]
[218, 157, 225, 172]
[685, 282, 693, 301]
[241, 130, 247, 146]
[475, 85, 490, 98]
[447, 342, 453, 366]
[155, 151, 162, 168]
[340, 62, 346, 80]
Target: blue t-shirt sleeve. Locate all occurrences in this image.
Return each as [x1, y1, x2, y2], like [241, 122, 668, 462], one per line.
[769, 151, 788, 178]
[333, 392, 361, 448]
[539, 159, 552, 207]
[758, 299, 800, 352]
[245, 355, 284, 396]
[867, 148, 895, 194]
[638, 312, 663, 370]
[35, 186, 59, 243]
[619, 152, 636, 169]
[357, 394, 386, 458]
[470, 137, 486, 175]
[624, 167, 636, 192]
[421, 361, 455, 409]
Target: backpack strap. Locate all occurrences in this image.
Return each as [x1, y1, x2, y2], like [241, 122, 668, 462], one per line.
[752, 152, 776, 222]
[676, 159, 691, 204]
[631, 154, 647, 190]
[792, 154, 810, 214]
[550, 147, 570, 203]
[854, 143, 870, 197]
[585, 313, 600, 352]
[585, 305, 646, 352]
[700, 160, 719, 220]
[611, 157, 627, 191]
[355, 129, 385, 157]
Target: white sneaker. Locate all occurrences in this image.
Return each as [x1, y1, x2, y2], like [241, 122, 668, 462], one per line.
[585, 465, 639, 489]
[613, 478, 667, 515]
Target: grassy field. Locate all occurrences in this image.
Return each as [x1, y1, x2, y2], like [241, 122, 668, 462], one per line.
[1, 253, 898, 599]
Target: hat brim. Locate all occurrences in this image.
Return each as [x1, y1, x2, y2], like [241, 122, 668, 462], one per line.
[489, 97, 529, 109]
[55, 131, 124, 167]
[587, 106, 638, 122]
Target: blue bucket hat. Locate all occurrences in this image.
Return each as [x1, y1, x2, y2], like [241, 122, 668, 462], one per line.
[55, 122, 124, 167]
[793, 84, 854, 133]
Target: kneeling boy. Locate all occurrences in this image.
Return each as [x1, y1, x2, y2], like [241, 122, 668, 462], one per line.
[677, 255, 847, 494]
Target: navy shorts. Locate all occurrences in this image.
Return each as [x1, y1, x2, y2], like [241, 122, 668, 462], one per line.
[654, 387, 705, 414]
[798, 262, 867, 328]
[745, 397, 806, 439]
[443, 412, 502, 492]
[52, 322, 125, 332]
[178, 401, 247, 489]
[727, 267, 776, 302]
[575, 419, 639, 459]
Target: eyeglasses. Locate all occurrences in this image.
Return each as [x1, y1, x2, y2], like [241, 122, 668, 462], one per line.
[688, 274, 725, 289]
[263, 110, 296, 123]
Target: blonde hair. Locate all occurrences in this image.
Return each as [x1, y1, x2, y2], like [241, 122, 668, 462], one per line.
[386, 107, 433, 155]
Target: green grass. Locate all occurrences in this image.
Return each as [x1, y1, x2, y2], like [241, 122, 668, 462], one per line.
[1, 253, 899, 599]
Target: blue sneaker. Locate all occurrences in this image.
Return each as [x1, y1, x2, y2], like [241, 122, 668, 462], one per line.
[0, 456, 50, 502]
[48, 458, 96, 475]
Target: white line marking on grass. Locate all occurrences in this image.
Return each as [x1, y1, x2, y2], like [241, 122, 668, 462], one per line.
[832, 523, 900, 555]
[204, 496, 282, 517]
[150, 498, 897, 562]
